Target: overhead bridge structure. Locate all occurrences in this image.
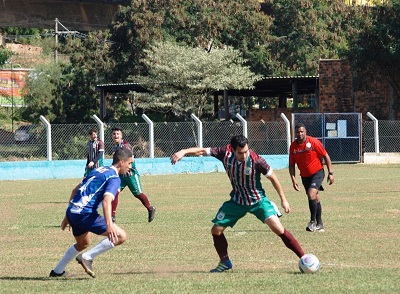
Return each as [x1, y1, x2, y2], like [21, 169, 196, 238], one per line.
[0, 0, 129, 30]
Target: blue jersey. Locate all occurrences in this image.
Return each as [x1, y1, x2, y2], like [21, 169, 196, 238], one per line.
[68, 166, 121, 215]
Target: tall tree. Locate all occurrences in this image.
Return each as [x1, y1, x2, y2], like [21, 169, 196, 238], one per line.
[21, 62, 62, 122]
[267, 0, 357, 75]
[136, 41, 262, 118]
[346, 0, 400, 114]
[109, 0, 166, 81]
[53, 31, 113, 123]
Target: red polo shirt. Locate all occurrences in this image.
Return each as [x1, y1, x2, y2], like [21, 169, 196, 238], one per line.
[289, 136, 327, 177]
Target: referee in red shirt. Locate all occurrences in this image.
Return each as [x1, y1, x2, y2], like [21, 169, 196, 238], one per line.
[289, 123, 334, 232]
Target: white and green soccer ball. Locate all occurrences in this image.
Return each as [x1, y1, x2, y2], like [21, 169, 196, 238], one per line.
[299, 254, 320, 273]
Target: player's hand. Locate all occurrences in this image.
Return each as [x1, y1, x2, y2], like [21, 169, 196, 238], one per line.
[107, 225, 120, 244]
[281, 199, 291, 213]
[88, 161, 94, 168]
[61, 216, 70, 231]
[171, 150, 184, 164]
[292, 181, 300, 191]
[327, 174, 334, 185]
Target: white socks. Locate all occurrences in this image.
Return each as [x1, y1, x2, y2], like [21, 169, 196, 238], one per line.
[83, 238, 115, 261]
[53, 244, 80, 274]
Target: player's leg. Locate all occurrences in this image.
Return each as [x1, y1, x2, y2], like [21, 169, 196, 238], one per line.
[112, 177, 126, 222]
[76, 214, 126, 278]
[265, 216, 304, 258]
[128, 173, 156, 222]
[210, 200, 245, 272]
[50, 213, 91, 278]
[315, 192, 324, 232]
[303, 169, 325, 232]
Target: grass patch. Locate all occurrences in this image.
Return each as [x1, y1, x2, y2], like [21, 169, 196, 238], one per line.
[1, 164, 400, 293]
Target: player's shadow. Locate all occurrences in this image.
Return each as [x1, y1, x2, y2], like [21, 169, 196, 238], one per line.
[0, 276, 88, 281]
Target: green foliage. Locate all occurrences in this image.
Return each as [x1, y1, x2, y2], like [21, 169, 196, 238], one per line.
[54, 31, 114, 123]
[109, 0, 166, 80]
[0, 47, 12, 66]
[21, 62, 63, 122]
[137, 41, 262, 118]
[267, 0, 357, 75]
[346, 0, 400, 103]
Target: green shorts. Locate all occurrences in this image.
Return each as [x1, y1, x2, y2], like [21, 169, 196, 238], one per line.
[120, 171, 142, 196]
[212, 198, 282, 228]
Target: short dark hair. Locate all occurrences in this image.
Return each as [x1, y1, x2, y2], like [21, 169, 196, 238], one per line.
[88, 128, 97, 135]
[111, 127, 123, 132]
[230, 135, 248, 150]
[295, 123, 306, 131]
[112, 147, 132, 164]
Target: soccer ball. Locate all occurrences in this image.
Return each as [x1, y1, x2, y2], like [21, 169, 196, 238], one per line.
[299, 254, 320, 273]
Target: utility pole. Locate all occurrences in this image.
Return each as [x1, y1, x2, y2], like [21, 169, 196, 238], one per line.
[54, 18, 79, 63]
[55, 18, 58, 63]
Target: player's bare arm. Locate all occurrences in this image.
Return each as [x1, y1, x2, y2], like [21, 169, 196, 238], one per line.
[102, 194, 119, 244]
[324, 153, 334, 185]
[289, 164, 300, 191]
[171, 147, 208, 164]
[267, 172, 291, 213]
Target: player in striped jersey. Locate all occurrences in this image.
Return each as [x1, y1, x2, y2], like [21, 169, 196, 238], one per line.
[110, 127, 156, 223]
[84, 129, 105, 177]
[49, 147, 133, 278]
[171, 135, 305, 272]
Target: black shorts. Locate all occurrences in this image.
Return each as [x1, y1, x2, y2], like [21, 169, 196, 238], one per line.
[301, 169, 325, 191]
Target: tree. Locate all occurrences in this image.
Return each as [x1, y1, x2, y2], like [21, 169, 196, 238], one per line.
[136, 41, 262, 118]
[266, 0, 357, 75]
[53, 31, 114, 123]
[109, 0, 166, 81]
[21, 62, 62, 122]
[346, 1, 400, 116]
[0, 48, 12, 67]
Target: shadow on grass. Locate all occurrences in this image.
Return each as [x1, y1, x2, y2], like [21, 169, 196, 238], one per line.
[113, 269, 209, 275]
[0, 276, 88, 281]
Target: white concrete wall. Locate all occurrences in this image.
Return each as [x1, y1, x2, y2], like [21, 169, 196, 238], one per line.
[363, 153, 400, 164]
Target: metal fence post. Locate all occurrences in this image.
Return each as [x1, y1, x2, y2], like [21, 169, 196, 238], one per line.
[39, 115, 52, 161]
[92, 114, 105, 161]
[366, 112, 379, 154]
[236, 113, 247, 138]
[190, 113, 203, 148]
[92, 114, 105, 143]
[280, 113, 291, 154]
[142, 114, 154, 158]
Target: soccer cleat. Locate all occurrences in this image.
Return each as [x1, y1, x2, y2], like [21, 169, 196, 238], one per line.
[76, 254, 95, 278]
[49, 270, 74, 278]
[306, 221, 317, 232]
[112, 215, 116, 223]
[315, 223, 325, 232]
[210, 259, 233, 273]
[148, 206, 156, 222]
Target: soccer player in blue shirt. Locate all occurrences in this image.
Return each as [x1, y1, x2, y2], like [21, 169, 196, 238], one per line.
[49, 147, 133, 278]
[171, 135, 306, 272]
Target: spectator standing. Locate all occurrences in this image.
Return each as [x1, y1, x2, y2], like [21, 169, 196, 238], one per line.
[84, 129, 104, 177]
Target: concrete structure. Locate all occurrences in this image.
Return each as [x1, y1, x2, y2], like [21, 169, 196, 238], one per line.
[0, 155, 288, 181]
[0, 0, 128, 31]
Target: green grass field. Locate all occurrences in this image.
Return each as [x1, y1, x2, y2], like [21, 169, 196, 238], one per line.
[1, 164, 400, 293]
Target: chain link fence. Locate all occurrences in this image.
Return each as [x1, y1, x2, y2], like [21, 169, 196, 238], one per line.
[293, 113, 361, 162]
[2, 115, 400, 162]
